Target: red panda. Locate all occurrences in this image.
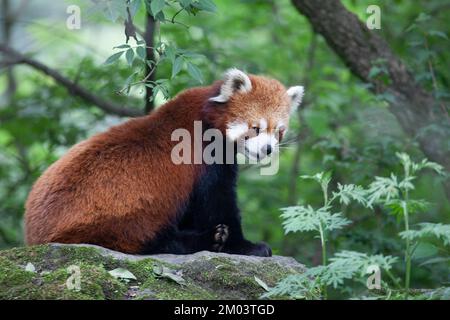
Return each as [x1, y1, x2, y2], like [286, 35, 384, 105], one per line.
[24, 68, 304, 256]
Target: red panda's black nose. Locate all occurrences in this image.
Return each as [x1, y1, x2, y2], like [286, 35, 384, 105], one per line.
[264, 144, 273, 155]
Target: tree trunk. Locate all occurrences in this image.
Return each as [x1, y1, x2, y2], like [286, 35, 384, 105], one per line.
[291, 0, 450, 197]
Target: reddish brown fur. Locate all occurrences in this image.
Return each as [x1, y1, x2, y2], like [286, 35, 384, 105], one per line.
[205, 76, 290, 134]
[25, 75, 290, 253]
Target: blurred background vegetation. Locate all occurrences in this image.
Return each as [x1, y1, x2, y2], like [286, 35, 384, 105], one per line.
[0, 0, 449, 297]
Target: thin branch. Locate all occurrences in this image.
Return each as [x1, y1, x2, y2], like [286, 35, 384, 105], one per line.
[171, 8, 184, 24]
[0, 44, 144, 117]
[117, 59, 160, 95]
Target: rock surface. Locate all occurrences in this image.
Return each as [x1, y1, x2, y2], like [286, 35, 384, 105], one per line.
[0, 243, 306, 300]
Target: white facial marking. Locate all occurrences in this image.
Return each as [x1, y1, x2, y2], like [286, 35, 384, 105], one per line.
[226, 121, 248, 141]
[244, 132, 278, 160]
[260, 118, 268, 130]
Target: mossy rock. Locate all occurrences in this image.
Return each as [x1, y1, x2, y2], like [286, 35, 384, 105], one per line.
[0, 244, 306, 300]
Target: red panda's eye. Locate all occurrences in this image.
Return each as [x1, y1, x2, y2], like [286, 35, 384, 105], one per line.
[252, 127, 260, 135]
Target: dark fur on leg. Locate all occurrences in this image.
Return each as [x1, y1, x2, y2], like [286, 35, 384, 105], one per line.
[179, 145, 272, 257]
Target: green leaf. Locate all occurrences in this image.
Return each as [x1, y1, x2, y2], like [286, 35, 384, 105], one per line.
[150, 0, 165, 16]
[181, 52, 204, 59]
[368, 66, 382, 79]
[123, 72, 138, 95]
[187, 62, 203, 83]
[419, 257, 450, 267]
[412, 242, 438, 260]
[104, 51, 124, 65]
[114, 44, 130, 49]
[193, 0, 217, 13]
[25, 262, 36, 273]
[366, 174, 400, 206]
[404, 23, 417, 33]
[400, 223, 450, 246]
[318, 250, 398, 288]
[300, 171, 332, 202]
[171, 56, 184, 78]
[280, 205, 351, 234]
[125, 48, 135, 66]
[300, 171, 331, 188]
[266, 250, 397, 297]
[164, 44, 176, 62]
[129, 0, 142, 17]
[136, 46, 146, 60]
[153, 264, 186, 286]
[156, 82, 170, 99]
[262, 274, 321, 300]
[254, 276, 270, 292]
[331, 183, 368, 207]
[108, 268, 137, 280]
[415, 13, 431, 23]
[428, 30, 448, 40]
[104, 0, 127, 22]
[154, 10, 165, 22]
[375, 92, 396, 103]
[179, 0, 193, 8]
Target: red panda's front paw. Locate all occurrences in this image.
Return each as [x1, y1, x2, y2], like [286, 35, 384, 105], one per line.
[246, 242, 272, 257]
[212, 224, 229, 252]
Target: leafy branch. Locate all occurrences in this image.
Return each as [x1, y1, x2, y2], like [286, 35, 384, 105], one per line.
[102, 0, 215, 103]
[0, 44, 144, 117]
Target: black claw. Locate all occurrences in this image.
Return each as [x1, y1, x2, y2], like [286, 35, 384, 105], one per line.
[212, 224, 229, 252]
[247, 242, 272, 257]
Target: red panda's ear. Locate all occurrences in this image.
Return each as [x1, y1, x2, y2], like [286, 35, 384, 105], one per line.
[287, 86, 305, 113]
[209, 68, 252, 103]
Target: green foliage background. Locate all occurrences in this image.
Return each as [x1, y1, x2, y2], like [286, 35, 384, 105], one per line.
[0, 0, 449, 298]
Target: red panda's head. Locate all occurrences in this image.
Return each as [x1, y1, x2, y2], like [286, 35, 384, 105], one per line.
[205, 68, 304, 161]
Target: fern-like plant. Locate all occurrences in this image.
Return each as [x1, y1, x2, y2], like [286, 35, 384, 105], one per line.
[266, 152, 449, 300]
[366, 152, 445, 298]
[266, 172, 396, 299]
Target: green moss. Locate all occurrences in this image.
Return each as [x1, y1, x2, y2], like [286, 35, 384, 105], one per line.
[0, 256, 128, 300]
[0, 245, 305, 300]
[0, 245, 116, 272]
[0, 245, 51, 266]
[182, 256, 292, 299]
[126, 258, 218, 299]
[0, 256, 35, 299]
[124, 257, 166, 280]
[141, 276, 218, 300]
